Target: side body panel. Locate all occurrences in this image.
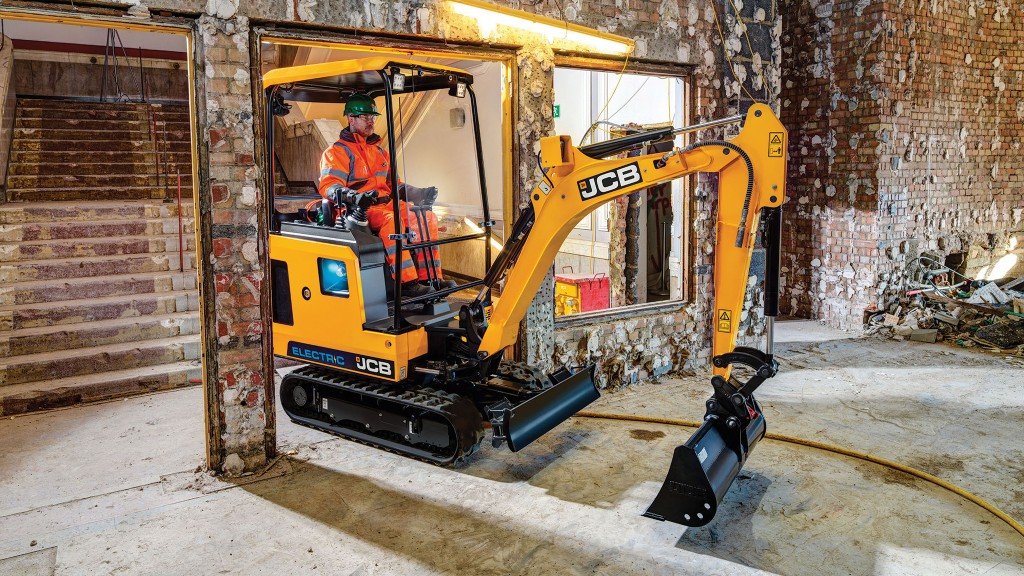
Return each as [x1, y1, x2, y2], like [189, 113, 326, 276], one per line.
[269, 233, 428, 382]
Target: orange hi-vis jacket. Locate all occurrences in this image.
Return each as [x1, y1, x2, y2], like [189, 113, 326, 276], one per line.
[318, 128, 394, 201]
[318, 128, 441, 284]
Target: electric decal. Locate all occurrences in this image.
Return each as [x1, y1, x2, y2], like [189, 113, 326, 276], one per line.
[288, 341, 395, 378]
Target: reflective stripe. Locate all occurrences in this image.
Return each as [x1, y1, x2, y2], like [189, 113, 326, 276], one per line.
[320, 167, 350, 180]
[384, 245, 397, 256]
[400, 259, 416, 270]
[374, 170, 390, 179]
[333, 143, 357, 184]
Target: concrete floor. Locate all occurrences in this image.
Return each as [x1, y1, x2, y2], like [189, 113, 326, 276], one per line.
[1, 320, 1023, 575]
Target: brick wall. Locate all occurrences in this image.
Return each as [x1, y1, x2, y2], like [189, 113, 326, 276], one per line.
[781, 0, 1023, 328]
[878, 0, 1024, 300]
[193, 14, 271, 471]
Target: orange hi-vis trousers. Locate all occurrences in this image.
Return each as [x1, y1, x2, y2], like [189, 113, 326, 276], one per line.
[407, 206, 443, 282]
[367, 201, 442, 284]
[368, 201, 417, 284]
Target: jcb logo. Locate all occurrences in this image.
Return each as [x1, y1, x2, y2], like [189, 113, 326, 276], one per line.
[356, 356, 393, 377]
[578, 162, 642, 200]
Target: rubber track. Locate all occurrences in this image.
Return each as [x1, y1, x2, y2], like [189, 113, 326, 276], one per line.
[284, 365, 485, 466]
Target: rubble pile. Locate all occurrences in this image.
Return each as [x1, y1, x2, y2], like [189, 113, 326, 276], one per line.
[867, 272, 1024, 354]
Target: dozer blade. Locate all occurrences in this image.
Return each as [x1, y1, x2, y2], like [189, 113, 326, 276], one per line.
[499, 365, 600, 452]
[644, 410, 766, 527]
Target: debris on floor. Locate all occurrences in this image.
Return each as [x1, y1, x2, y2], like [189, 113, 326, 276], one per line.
[866, 261, 1024, 354]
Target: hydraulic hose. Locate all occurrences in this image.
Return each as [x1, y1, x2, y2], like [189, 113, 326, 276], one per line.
[575, 411, 1024, 540]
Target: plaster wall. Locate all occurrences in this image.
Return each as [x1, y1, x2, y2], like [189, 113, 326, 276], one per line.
[12, 54, 189, 102]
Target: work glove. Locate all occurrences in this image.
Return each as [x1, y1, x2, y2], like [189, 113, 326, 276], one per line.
[324, 183, 352, 205]
[326, 184, 378, 221]
[326, 184, 378, 209]
[400, 184, 439, 207]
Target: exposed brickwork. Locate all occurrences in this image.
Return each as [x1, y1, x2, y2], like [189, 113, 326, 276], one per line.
[781, 0, 1023, 328]
[194, 13, 270, 471]
[514, 46, 558, 370]
[878, 0, 1024, 303]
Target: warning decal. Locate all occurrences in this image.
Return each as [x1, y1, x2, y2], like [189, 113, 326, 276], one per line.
[717, 309, 733, 332]
[768, 132, 784, 157]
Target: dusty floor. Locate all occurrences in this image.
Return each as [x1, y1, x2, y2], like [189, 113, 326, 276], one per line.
[1, 321, 1022, 575]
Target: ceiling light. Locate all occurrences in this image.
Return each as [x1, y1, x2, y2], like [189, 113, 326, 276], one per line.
[448, 0, 634, 56]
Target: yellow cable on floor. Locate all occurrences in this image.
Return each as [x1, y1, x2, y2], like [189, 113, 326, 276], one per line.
[575, 411, 1024, 540]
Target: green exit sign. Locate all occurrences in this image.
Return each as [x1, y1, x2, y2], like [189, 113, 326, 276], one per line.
[553, 104, 560, 118]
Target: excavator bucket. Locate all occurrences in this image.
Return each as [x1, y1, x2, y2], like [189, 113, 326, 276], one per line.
[644, 408, 766, 527]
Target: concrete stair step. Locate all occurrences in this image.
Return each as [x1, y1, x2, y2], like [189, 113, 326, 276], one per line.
[15, 117, 191, 131]
[18, 98, 182, 108]
[10, 162, 171, 177]
[0, 216, 195, 242]
[11, 150, 191, 165]
[0, 290, 199, 330]
[0, 252, 195, 283]
[0, 271, 197, 306]
[7, 173, 193, 189]
[12, 139, 190, 153]
[13, 127, 148, 141]
[5, 187, 195, 202]
[0, 311, 201, 356]
[14, 99, 185, 115]
[0, 201, 193, 224]
[0, 334, 201, 387]
[0, 360, 201, 416]
[0, 233, 197, 261]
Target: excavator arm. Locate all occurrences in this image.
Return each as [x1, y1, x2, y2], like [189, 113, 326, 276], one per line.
[475, 103, 786, 367]
[466, 103, 787, 527]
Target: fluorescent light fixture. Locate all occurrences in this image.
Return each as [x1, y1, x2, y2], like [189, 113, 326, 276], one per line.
[448, 0, 635, 56]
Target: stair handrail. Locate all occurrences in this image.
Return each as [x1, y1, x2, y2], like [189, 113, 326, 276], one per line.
[147, 105, 162, 191]
[161, 121, 171, 199]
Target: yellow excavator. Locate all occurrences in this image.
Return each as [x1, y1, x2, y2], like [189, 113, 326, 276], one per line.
[263, 58, 786, 528]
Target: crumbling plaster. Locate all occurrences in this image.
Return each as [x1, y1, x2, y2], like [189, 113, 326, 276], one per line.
[12, 0, 780, 471]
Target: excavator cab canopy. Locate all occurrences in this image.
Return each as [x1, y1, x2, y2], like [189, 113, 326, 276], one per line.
[263, 57, 496, 329]
[263, 57, 475, 101]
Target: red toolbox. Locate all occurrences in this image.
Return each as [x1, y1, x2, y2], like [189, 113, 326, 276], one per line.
[554, 268, 610, 315]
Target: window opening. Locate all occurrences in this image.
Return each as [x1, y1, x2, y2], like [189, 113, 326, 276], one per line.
[552, 66, 690, 318]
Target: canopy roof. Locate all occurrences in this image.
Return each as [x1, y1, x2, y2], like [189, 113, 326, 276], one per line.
[263, 57, 474, 103]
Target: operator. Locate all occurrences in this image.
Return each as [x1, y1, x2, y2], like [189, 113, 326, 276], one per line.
[318, 93, 456, 297]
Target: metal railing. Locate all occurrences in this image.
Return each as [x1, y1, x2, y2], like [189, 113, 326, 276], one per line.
[100, 29, 146, 103]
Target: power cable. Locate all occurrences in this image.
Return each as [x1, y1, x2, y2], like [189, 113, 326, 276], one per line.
[708, 0, 766, 107]
[579, 53, 630, 145]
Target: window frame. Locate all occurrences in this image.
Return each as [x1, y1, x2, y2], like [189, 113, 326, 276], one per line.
[551, 56, 696, 326]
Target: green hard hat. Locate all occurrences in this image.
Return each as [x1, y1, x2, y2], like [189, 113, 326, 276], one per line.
[344, 93, 380, 116]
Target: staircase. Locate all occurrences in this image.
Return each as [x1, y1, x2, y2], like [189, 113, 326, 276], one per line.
[0, 98, 200, 416]
[6, 99, 192, 202]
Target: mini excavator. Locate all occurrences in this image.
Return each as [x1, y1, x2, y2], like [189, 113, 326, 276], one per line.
[263, 58, 787, 528]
